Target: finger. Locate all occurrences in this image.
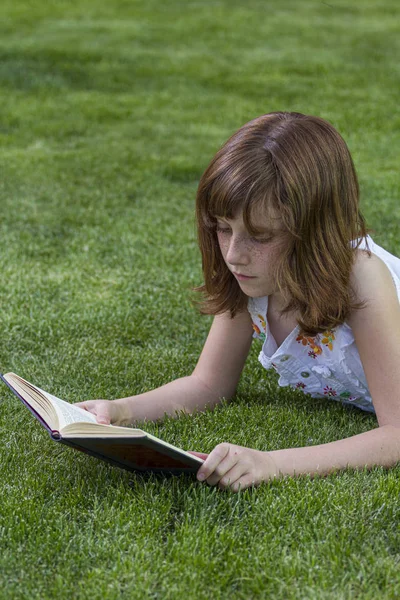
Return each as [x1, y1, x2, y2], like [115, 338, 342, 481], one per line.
[75, 401, 101, 412]
[76, 401, 111, 425]
[187, 451, 209, 460]
[196, 443, 231, 482]
[217, 464, 247, 490]
[230, 472, 262, 493]
[201, 447, 241, 487]
[94, 406, 111, 425]
[75, 401, 89, 410]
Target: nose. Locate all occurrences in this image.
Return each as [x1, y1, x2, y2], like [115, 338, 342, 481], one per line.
[225, 234, 249, 266]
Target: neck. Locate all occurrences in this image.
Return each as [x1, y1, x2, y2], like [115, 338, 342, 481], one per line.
[268, 291, 287, 312]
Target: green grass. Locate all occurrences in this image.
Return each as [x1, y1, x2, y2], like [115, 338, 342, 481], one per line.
[0, 0, 399, 598]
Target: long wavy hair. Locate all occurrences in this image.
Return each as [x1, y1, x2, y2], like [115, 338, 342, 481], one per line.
[195, 112, 372, 336]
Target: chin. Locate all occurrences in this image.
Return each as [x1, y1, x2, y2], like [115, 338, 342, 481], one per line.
[240, 288, 271, 298]
[250, 292, 270, 298]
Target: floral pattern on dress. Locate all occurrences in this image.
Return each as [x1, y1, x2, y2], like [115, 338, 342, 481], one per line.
[339, 391, 360, 402]
[258, 314, 267, 331]
[252, 323, 261, 335]
[323, 386, 337, 397]
[252, 313, 267, 341]
[249, 292, 379, 413]
[296, 329, 336, 355]
[296, 333, 323, 355]
[321, 330, 336, 351]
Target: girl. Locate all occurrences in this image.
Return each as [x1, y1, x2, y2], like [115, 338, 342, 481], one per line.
[78, 112, 400, 492]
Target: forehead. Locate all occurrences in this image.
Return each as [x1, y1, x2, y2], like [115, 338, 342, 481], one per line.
[221, 204, 284, 234]
[216, 207, 285, 237]
[206, 175, 285, 233]
[248, 203, 282, 229]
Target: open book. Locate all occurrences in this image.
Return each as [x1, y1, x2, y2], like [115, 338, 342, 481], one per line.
[1, 372, 205, 474]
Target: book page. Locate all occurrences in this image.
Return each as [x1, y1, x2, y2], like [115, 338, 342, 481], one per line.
[3, 372, 114, 433]
[37, 387, 98, 430]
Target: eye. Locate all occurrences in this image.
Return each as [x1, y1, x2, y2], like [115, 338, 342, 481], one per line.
[215, 222, 232, 234]
[251, 235, 273, 244]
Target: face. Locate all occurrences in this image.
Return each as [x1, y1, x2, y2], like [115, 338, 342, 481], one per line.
[216, 208, 287, 299]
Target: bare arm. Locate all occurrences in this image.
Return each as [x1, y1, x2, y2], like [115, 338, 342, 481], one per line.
[268, 425, 400, 478]
[79, 310, 254, 425]
[197, 253, 400, 490]
[271, 254, 400, 476]
[195, 425, 400, 491]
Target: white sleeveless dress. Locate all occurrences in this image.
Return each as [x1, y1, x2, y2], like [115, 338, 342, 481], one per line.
[248, 236, 400, 413]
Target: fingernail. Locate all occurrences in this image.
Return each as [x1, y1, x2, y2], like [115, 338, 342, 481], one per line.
[197, 473, 206, 481]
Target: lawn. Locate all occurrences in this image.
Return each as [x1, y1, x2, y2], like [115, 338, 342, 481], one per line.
[0, 0, 399, 598]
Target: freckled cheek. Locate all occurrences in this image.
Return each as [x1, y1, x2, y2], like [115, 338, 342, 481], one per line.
[216, 233, 229, 258]
[253, 246, 281, 273]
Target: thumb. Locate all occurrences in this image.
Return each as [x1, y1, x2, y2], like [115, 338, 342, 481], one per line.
[95, 408, 111, 425]
[76, 400, 112, 425]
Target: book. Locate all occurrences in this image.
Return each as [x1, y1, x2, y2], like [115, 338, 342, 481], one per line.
[1, 372, 206, 474]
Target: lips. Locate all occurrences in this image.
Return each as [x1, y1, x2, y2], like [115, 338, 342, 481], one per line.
[232, 272, 256, 281]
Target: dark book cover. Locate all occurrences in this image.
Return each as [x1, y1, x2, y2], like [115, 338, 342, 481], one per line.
[1, 373, 205, 475]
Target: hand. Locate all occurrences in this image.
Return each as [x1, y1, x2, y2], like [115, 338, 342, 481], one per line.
[187, 451, 209, 461]
[75, 399, 124, 426]
[196, 443, 279, 492]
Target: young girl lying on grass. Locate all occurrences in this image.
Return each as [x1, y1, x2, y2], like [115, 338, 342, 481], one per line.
[78, 112, 400, 492]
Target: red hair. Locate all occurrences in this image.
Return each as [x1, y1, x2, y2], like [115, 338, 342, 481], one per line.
[195, 112, 372, 335]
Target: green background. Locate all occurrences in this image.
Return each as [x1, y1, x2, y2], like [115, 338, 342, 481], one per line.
[0, 1, 399, 598]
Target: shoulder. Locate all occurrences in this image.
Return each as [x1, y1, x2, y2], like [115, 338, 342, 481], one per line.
[349, 248, 397, 308]
[347, 248, 400, 427]
[347, 246, 400, 359]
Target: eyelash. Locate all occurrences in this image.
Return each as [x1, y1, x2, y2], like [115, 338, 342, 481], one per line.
[215, 226, 272, 244]
[216, 225, 231, 234]
[252, 237, 272, 244]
